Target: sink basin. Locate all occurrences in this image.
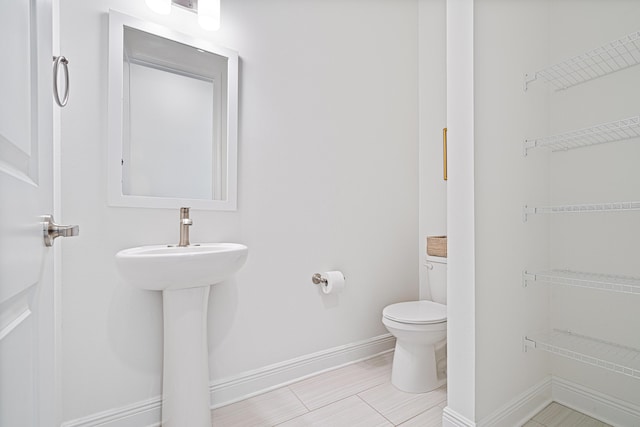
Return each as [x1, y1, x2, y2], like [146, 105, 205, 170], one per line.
[115, 242, 248, 426]
[115, 243, 248, 291]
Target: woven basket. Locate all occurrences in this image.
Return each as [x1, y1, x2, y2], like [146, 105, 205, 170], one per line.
[426, 236, 447, 257]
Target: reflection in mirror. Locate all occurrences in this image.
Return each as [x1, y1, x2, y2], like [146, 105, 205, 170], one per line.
[108, 11, 238, 210]
[123, 27, 228, 201]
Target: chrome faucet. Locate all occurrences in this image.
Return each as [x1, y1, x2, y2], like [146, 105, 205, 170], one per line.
[178, 207, 192, 247]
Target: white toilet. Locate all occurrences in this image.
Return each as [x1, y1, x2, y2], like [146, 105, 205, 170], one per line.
[382, 257, 447, 393]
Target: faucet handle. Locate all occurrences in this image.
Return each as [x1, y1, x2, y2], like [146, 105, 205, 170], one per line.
[180, 207, 192, 225]
[178, 207, 192, 247]
[180, 207, 191, 221]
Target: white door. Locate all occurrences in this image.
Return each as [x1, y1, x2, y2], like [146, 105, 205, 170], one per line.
[0, 0, 58, 425]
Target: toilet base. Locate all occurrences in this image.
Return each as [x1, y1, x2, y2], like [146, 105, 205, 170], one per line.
[391, 339, 446, 393]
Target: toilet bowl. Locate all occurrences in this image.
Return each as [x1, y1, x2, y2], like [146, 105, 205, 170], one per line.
[382, 300, 447, 393]
[382, 256, 447, 393]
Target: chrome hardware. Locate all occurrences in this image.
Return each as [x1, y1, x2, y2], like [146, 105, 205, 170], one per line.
[42, 215, 79, 247]
[312, 273, 327, 285]
[172, 0, 198, 11]
[312, 272, 346, 285]
[53, 56, 70, 107]
[178, 207, 192, 247]
[522, 270, 535, 287]
[523, 336, 536, 352]
[523, 72, 537, 92]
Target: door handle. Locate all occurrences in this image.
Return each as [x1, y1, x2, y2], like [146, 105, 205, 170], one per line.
[42, 215, 79, 247]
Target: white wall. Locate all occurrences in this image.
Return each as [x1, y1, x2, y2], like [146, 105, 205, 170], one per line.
[126, 63, 215, 199]
[473, 0, 552, 421]
[547, 0, 640, 408]
[418, 0, 447, 299]
[445, 0, 477, 422]
[59, 0, 419, 421]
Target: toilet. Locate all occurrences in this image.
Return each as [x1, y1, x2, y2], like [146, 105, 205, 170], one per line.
[382, 257, 447, 393]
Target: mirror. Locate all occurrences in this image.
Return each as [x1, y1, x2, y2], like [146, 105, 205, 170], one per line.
[108, 11, 238, 210]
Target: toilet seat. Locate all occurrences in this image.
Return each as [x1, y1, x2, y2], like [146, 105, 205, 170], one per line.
[383, 301, 446, 325]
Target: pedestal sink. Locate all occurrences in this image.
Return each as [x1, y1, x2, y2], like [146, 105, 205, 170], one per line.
[115, 243, 248, 427]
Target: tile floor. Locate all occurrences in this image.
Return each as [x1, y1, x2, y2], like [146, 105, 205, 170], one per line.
[210, 351, 610, 427]
[524, 402, 611, 427]
[210, 352, 446, 426]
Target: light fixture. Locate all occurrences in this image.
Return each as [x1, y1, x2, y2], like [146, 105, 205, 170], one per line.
[145, 0, 171, 15]
[197, 0, 220, 31]
[146, 0, 221, 31]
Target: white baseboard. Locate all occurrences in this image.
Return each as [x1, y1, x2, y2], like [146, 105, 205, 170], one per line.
[61, 334, 394, 427]
[477, 376, 552, 427]
[473, 375, 640, 427]
[443, 406, 476, 427]
[62, 337, 640, 427]
[60, 397, 161, 427]
[552, 376, 640, 427]
[209, 333, 395, 408]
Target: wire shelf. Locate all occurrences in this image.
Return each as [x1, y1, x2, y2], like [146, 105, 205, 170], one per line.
[523, 201, 640, 221]
[524, 329, 640, 379]
[525, 31, 640, 91]
[523, 269, 640, 295]
[523, 116, 640, 155]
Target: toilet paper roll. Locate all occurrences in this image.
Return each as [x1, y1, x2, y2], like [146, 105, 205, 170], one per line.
[322, 271, 345, 295]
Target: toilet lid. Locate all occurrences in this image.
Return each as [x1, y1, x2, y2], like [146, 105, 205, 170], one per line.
[383, 301, 447, 325]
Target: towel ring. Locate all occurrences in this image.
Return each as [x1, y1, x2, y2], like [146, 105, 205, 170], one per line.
[53, 56, 69, 107]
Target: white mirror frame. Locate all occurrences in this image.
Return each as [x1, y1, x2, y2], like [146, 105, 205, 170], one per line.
[107, 10, 238, 210]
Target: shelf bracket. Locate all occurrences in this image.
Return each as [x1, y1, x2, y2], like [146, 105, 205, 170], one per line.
[523, 336, 536, 353]
[522, 271, 534, 287]
[523, 73, 537, 92]
[523, 139, 534, 157]
[522, 205, 534, 222]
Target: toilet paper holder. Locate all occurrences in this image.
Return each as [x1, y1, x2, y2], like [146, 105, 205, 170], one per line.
[311, 273, 328, 285]
[312, 272, 346, 285]
[312, 271, 347, 295]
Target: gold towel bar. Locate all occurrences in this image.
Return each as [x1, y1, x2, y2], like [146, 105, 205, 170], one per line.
[443, 127, 447, 181]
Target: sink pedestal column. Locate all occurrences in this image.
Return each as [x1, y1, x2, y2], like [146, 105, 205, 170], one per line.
[162, 286, 211, 427]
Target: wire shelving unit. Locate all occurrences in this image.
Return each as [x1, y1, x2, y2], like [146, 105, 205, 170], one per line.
[523, 116, 640, 155]
[524, 31, 640, 91]
[522, 201, 640, 221]
[524, 329, 640, 379]
[523, 269, 640, 295]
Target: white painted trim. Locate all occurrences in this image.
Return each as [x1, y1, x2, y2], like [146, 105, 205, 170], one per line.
[210, 333, 395, 408]
[469, 375, 640, 427]
[106, 10, 238, 211]
[552, 376, 640, 427]
[60, 397, 161, 427]
[443, 406, 476, 427]
[60, 334, 394, 427]
[0, 307, 31, 341]
[52, 0, 63, 424]
[477, 376, 552, 427]
[446, 0, 476, 419]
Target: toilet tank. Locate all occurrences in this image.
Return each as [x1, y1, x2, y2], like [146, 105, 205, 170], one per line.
[425, 257, 447, 304]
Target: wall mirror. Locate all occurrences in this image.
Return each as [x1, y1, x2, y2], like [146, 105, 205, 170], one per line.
[108, 11, 238, 210]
